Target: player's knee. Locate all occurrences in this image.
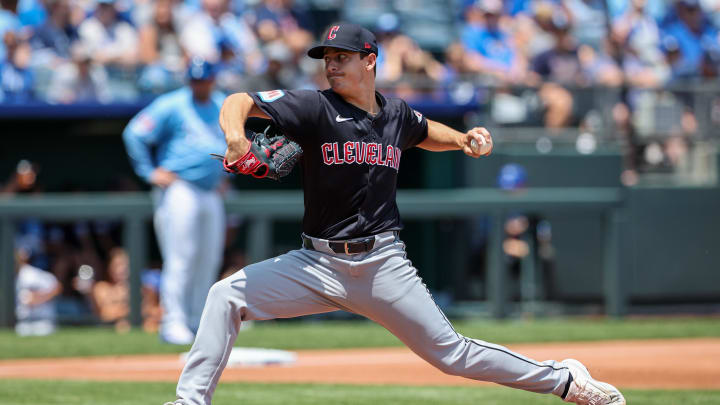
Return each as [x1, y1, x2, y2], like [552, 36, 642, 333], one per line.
[432, 357, 463, 376]
[207, 278, 234, 302]
[207, 273, 247, 307]
[428, 339, 472, 376]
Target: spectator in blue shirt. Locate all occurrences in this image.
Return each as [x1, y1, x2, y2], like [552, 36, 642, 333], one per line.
[461, 0, 525, 83]
[30, 0, 78, 62]
[661, 0, 719, 80]
[0, 30, 33, 103]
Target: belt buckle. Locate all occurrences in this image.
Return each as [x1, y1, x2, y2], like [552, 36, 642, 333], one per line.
[344, 242, 351, 255]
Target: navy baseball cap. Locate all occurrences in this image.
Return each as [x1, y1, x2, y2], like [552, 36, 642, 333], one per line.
[307, 23, 378, 59]
[187, 58, 216, 81]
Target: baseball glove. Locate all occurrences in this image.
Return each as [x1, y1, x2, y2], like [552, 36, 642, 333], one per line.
[212, 126, 303, 181]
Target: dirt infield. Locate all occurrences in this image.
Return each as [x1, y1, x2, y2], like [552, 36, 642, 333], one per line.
[1, 338, 718, 389]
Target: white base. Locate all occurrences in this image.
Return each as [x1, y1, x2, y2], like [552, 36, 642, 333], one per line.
[181, 347, 297, 367]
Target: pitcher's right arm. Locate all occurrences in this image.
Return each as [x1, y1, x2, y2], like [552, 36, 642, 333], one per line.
[219, 92, 270, 162]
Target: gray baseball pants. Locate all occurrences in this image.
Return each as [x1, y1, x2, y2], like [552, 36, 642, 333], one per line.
[175, 231, 571, 405]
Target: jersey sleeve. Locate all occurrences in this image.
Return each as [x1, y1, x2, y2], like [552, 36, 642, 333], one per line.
[37, 267, 59, 290]
[122, 96, 173, 182]
[398, 100, 429, 150]
[249, 89, 321, 142]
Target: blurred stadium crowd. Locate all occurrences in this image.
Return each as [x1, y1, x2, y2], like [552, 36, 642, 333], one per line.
[0, 0, 718, 105]
[2, 0, 720, 174]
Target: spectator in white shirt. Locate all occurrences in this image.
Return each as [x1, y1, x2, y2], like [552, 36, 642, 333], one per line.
[77, 0, 138, 68]
[180, 0, 261, 72]
[15, 247, 62, 336]
[46, 41, 112, 103]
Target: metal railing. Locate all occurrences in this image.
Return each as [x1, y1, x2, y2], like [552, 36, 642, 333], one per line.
[0, 188, 625, 328]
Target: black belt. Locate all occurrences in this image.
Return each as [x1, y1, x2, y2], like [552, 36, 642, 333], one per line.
[302, 234, 376, 255]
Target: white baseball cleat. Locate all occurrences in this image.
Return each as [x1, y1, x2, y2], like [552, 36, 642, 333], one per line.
[561, 359, 626, 405]
[160, 323, 195, 345]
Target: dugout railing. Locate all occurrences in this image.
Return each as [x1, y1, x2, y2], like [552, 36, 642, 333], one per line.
[0, 188, 625, 329]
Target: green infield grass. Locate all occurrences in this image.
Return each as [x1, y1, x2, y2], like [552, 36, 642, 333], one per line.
[1, 380, 719, 405]
[1, 316, 719, 359]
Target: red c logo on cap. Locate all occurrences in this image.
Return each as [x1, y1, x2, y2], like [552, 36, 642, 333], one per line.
[328, 26, 340, 40]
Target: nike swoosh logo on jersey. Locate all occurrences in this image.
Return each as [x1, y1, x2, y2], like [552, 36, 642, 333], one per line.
[335, 115, 353, 122]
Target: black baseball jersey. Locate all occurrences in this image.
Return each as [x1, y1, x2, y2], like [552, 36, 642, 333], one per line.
[250, 89, 428, 240]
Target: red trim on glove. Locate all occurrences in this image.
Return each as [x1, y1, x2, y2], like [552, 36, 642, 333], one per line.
[223, 148, 269, 178]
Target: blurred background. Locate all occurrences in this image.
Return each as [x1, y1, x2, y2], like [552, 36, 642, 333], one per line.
[1, 0, 719, 335]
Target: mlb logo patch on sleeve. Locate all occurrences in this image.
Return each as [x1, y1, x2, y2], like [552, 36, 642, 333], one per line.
[131, 113, 156, 135]
[258, 90, 286, 102]
[413, 110, 423, 123]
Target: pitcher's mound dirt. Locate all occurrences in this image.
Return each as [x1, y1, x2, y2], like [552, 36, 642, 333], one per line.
[1, 338, 718, 389]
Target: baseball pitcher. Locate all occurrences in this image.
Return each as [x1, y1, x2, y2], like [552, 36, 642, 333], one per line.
[164, 24, 625, 405]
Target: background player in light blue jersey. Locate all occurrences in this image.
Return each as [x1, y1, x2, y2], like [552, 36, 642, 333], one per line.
[122, 58, 227, 345]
